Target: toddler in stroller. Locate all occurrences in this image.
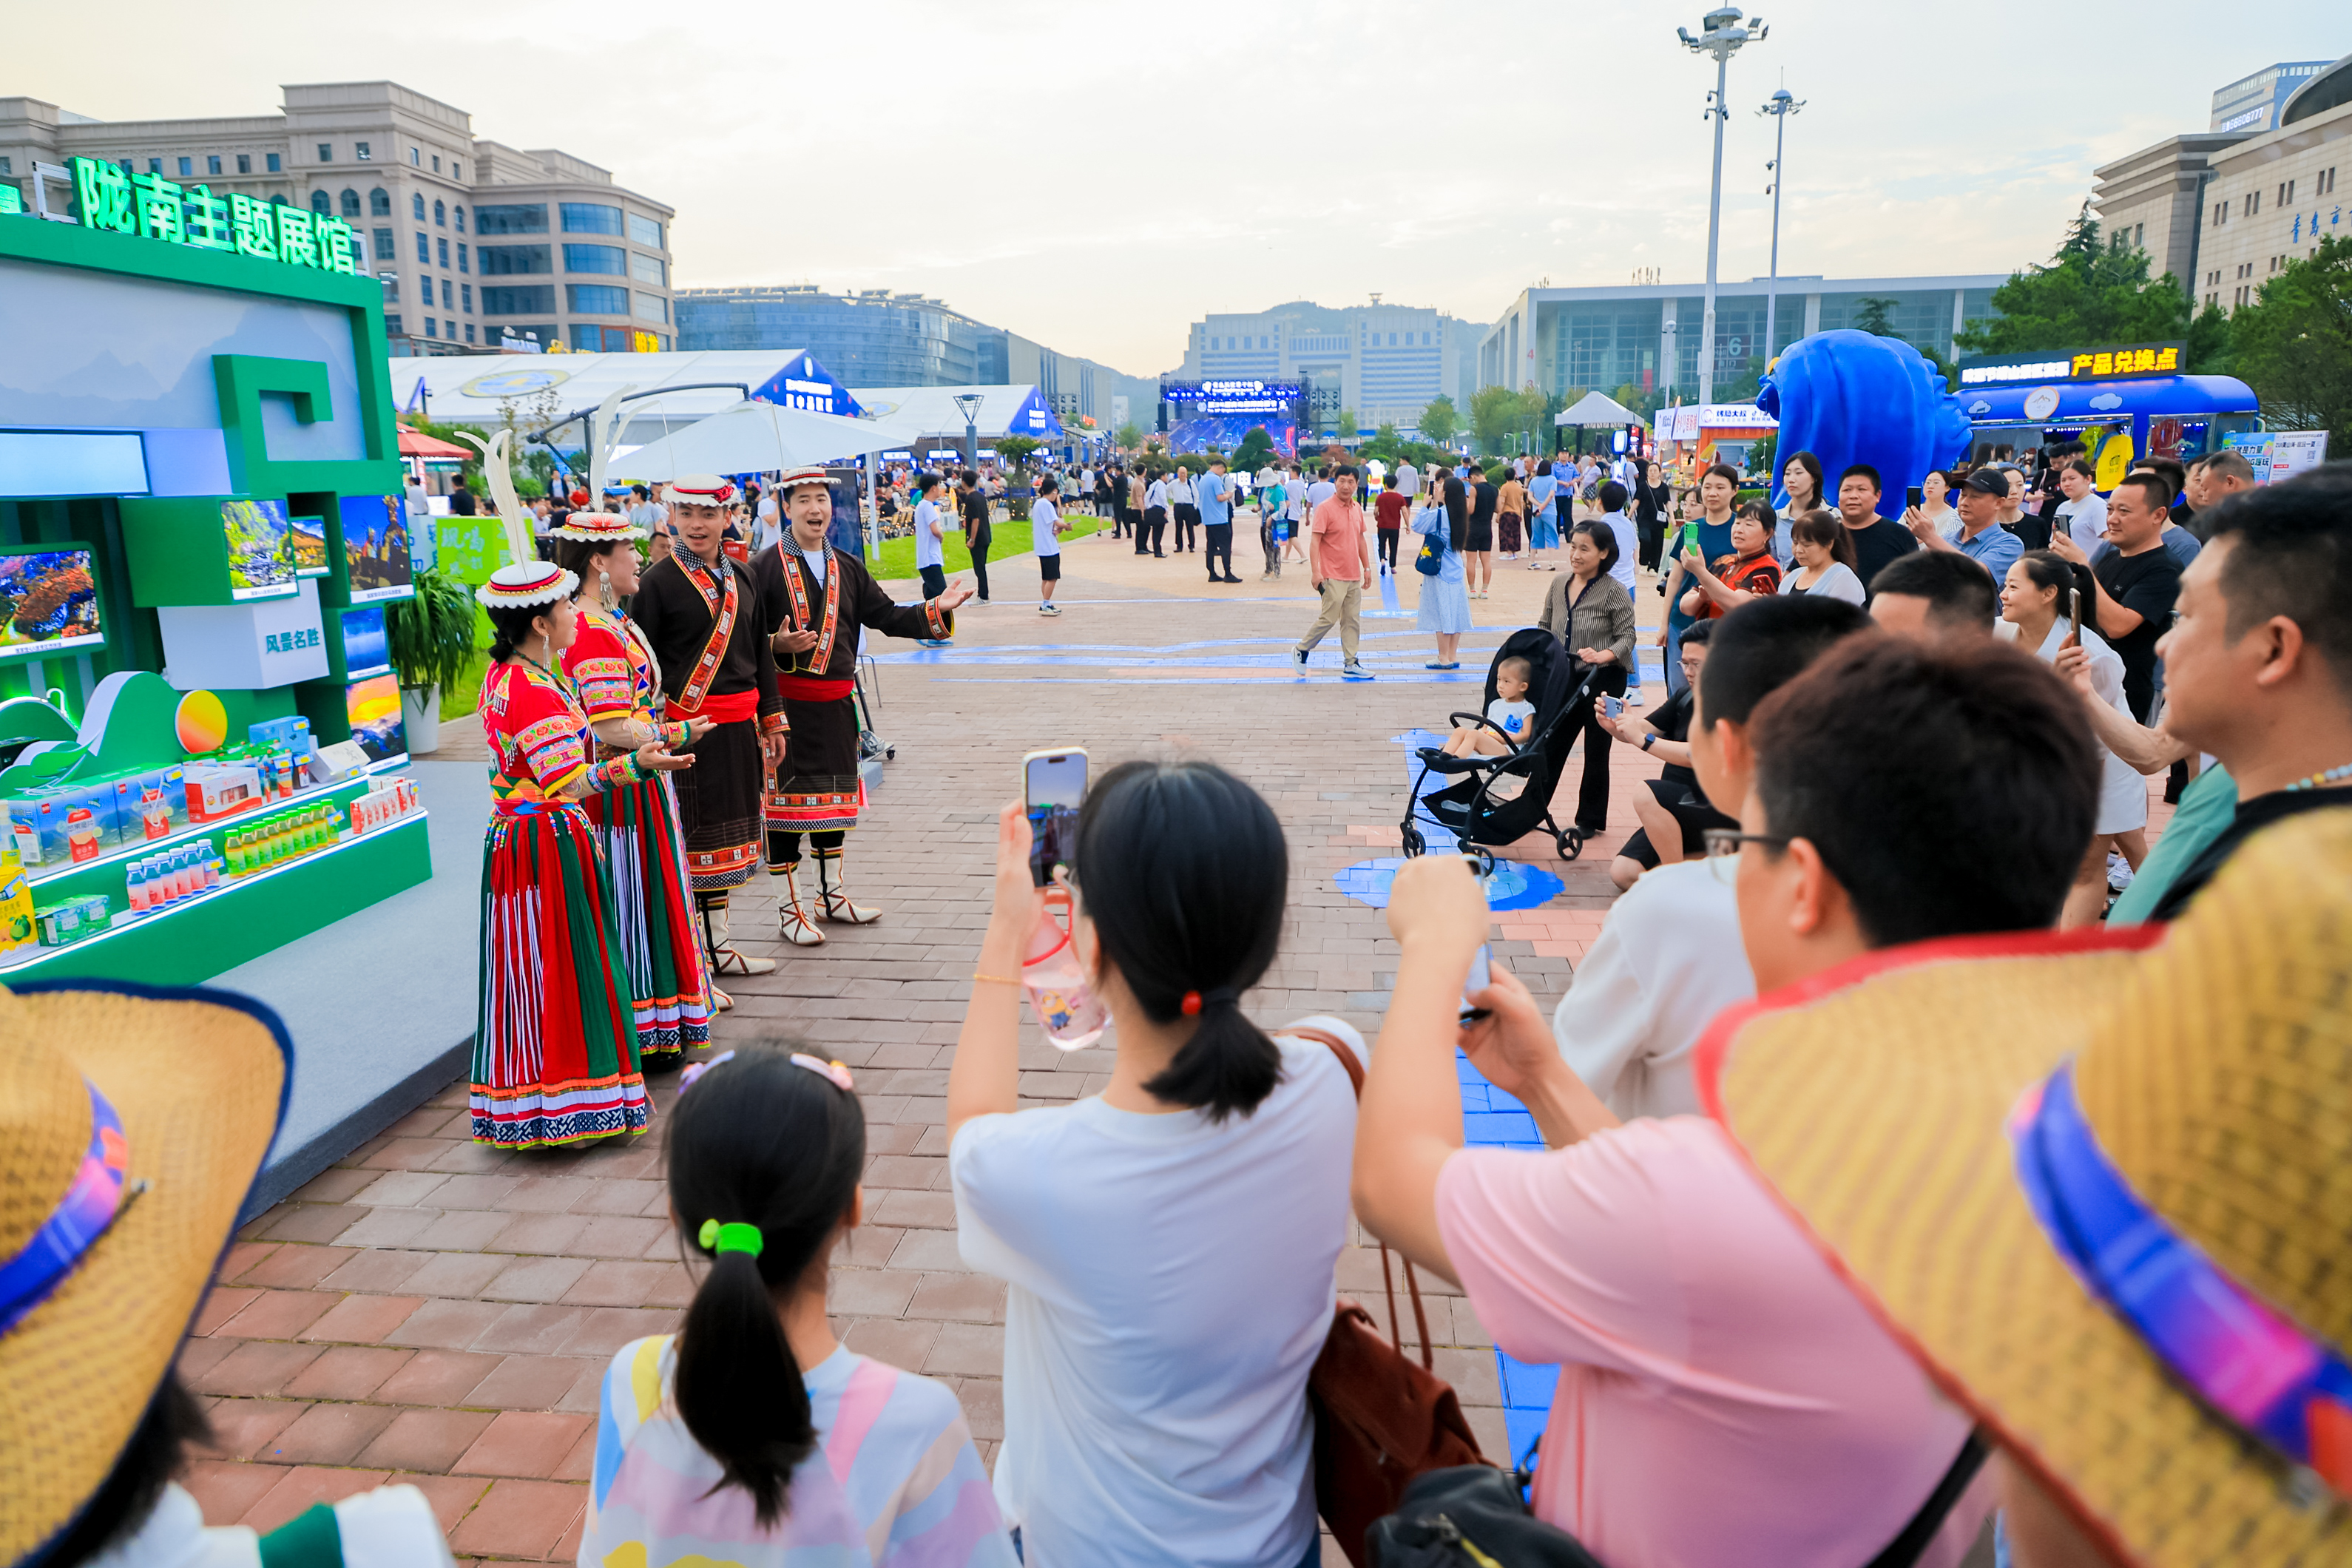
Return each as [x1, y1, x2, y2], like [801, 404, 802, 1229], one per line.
[1436, 655, 1537, 757]
[1401, 628, 1601, 870]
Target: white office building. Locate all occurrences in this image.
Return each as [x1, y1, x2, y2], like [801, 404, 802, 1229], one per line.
[1172, 300, 1486, 436]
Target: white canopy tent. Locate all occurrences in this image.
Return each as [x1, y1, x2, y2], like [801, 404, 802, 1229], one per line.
[608, 401, 927, 481]
[1553, 391, 1646, 428]
[849, 385, 1062, 445]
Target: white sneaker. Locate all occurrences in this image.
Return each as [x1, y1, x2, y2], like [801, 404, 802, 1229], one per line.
[2106, 852, 2134, 893]
[1291, 646, 1309, 674]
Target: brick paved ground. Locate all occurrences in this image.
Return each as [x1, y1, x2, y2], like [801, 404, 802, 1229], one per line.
[185, 518, 2172, 1560]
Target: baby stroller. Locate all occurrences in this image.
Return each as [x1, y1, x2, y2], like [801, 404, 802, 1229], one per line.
[1399, 626, 1599, 873]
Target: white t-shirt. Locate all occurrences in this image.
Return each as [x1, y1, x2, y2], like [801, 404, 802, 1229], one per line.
[1593, 512, 1638, 595]
[1487, 697, 1538, 743]
[1780, 560, 1867, 605]
[950, 1029, 1362, 1568]
[1169, 476, 1197, 505]
[914, 498, 947, 569]
[1306, 479, 1336, 510]
[1030, 497, 1062, 556]
[1395, 464, 1421, 498]
[1552, 860, 1756, 1120]
[2058, 493, 2109, 552]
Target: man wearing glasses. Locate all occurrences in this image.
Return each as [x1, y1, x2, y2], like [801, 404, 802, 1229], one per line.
[1542, 596, 1870, 1120]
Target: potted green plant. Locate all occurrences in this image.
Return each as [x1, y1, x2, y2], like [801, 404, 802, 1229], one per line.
[386, 568, 479, 755]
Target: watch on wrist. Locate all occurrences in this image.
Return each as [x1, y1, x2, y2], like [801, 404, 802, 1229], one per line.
[1640, 733, 1656, 751]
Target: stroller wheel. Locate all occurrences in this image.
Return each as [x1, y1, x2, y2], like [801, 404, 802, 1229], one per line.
[1554, 827, 1585, 862]
[1462, 847, 1496, 879]
[1400, 824, 1425, 858]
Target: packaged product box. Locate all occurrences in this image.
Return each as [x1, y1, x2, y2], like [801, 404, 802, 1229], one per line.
[0, 846, 35, 953]
[60, 781, 121, 859]
[132, 766, 186, 839]
[7, 795, 73, 868]
[184, 762, 265, 823]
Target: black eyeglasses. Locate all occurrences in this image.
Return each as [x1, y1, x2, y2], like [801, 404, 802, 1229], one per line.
[1701, 828, 1791, 884]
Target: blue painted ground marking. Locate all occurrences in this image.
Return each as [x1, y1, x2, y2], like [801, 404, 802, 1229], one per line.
[1334, 856, 1564, 911]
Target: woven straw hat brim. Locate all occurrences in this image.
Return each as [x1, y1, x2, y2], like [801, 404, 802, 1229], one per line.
[1700, 921, 2352, 1568]
[3, 982, 288, 1564]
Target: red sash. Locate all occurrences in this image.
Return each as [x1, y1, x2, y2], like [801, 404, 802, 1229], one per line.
[777, 675, 855, 703]
[669, 548, 738, 714]
[669, 689, 761, 724]
[778, 547, 843, 675]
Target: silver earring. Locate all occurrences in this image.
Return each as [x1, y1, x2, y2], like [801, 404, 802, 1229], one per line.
[598, 569, 616, 611]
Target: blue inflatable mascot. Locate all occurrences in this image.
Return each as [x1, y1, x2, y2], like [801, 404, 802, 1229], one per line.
[1755, 330, 1972, 512]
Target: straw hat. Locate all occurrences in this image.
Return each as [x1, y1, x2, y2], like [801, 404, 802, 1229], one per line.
[1, 981, 290, 1561]
[660, 475, 735, 510]
[474, 560, 578, 609]
[1698, 811, 2352, 1567]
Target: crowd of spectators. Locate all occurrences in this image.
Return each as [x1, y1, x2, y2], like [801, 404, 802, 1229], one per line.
[30, 465, 2351, 1567]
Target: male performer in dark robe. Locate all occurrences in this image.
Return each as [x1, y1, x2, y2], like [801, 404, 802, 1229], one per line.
[629, 475, 785, 987]
[754, 465, 973, 944]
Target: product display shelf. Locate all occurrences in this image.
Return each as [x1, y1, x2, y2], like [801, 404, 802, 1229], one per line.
[0, 806, 431, 985]
[19, 771, 393, 905]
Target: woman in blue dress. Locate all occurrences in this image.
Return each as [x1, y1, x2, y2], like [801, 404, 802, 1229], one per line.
[1410, 491, 1473, 669]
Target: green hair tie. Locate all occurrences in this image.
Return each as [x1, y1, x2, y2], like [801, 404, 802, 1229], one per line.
[697, 1218, 763, 1257]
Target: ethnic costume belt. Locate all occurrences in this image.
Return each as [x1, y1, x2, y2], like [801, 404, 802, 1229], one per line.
[777, 675, 855, 702]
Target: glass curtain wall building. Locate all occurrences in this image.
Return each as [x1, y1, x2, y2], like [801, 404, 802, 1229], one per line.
[1479, 274, 2004, 402]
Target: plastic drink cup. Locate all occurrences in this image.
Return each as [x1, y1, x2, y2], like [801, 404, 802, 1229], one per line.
[1021, 888, 1108, 1052]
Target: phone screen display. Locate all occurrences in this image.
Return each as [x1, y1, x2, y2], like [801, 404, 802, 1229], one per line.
[1024, 750, 1088, 887]
[1905, 486, 1924, 510]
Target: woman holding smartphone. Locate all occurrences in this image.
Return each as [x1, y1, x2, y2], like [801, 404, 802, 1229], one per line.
[947, 761, 1366, 1568]
[1537, 522, 1636, 837]
[2001, 551, 2149, 926]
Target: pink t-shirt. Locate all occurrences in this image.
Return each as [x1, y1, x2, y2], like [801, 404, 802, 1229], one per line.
[1435, 1117, 1991, 1568]
[1308, 496, 1368, 583]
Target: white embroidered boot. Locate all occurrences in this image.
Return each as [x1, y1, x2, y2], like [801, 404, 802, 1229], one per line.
[701, 893, 778, 976]
[774, 859, 827, 947]
[815, 846, 882, 925]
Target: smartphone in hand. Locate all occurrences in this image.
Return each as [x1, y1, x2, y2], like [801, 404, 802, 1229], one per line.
[1460, 944, 1493, 1024]
[1601, 695, 1625, 720]
[1022, 748, 1089, 888]
[1905, 485, 1924, 510]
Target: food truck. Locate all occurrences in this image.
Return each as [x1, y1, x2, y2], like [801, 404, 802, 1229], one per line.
[1950, 340, 2260, 490]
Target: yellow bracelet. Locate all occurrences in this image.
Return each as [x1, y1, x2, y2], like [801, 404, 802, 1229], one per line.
[973, 971, 1022, 986]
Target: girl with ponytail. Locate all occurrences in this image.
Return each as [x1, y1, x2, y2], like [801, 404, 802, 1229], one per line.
[581, 1043, 1015, 1565]
[947, 759, 1368, 1568]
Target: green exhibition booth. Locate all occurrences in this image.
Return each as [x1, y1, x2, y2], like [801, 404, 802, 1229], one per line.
[0, 166, 433, 983]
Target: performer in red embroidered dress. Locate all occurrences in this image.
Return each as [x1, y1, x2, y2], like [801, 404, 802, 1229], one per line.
[629, 476, 786, 990]
[753, 465, 972, 945]
[473, 559, 695, 1146]
[553, 512, 715, 1058]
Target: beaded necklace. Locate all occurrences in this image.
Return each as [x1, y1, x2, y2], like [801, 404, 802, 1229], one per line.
[2284, 762, 2352, 793]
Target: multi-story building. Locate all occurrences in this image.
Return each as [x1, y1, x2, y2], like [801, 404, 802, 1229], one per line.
[675, 285, 1158, 436]
[1172, 300, 1486, 436]
[2169, 55, 2351, 314]
[0, 82, 675, 358]
[1476, 274, 2007, 402]
[2089, 134, 2250, 296]
[2210, 60, 2336, 135]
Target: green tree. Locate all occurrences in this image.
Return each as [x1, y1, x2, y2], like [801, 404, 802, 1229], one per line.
[2228, 232, 2352, 448]
[1853, 297, 1900, 337]
[1114, 421, 1144, 450]
[1338, 408, 1359, 439]
[1416, 394, 1461, 445]
[1956, 203, 2203, 364]
[1231, 425, 1277, 473]
[994, 435, 1043, 472]
[1470, 385, 1524, 453]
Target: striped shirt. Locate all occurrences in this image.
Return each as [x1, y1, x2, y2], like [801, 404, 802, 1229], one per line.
[586, 1336, 1017, 1568]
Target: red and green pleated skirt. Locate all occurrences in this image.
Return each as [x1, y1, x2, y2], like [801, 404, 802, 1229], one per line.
[585, 773, 713, 1058]
[473, 800, 649, 1148]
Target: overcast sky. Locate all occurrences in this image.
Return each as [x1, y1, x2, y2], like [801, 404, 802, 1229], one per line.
[16, 2, 2341, 374]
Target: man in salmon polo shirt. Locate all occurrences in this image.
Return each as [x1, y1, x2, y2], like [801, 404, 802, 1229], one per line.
[1351, 634, 2106, 1568]
[1291, 465, 1375, 680]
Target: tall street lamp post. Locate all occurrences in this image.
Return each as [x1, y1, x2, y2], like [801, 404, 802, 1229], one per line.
[953, 392, 984, 472]
[1677, 6, 1767, 408]
[1759, 85, 1805, 376]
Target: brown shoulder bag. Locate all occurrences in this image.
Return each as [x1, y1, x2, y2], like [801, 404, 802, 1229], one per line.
[1290, 1027, 1492, 1567]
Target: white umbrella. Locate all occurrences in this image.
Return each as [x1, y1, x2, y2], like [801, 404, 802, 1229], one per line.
[609, 399, 929, 479]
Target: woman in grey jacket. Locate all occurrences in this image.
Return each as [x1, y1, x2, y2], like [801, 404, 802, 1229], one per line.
[1537, 521, 1638, 834]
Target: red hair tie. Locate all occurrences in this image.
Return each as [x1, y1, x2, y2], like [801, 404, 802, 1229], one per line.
[1180, 990, 1203, 1016]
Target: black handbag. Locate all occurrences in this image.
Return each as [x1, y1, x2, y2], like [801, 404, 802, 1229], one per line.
[1365, 1466, 1602, 1567]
